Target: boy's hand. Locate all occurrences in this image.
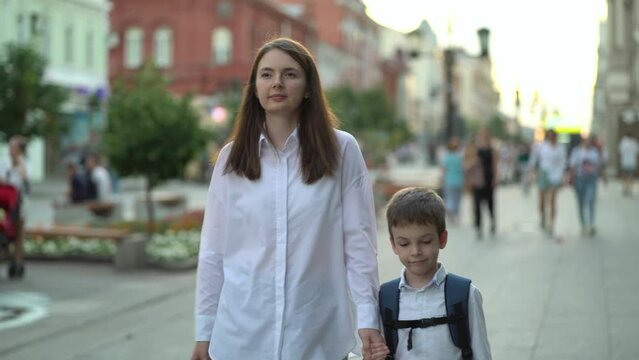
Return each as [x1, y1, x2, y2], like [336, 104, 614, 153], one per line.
[358, 329, 389, 360]
[191, 341, 211, 360]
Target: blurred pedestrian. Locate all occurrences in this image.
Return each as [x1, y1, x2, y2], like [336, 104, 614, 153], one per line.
[0, 135, 30, 278]
[618, 132, 639, 196]
[83, 153, 112, 201]
[191, 38, 387, 360]
[516, 141, 532, 196]
[65, 160, 89, 204]
[569, 135, 606, 236]
[498, 141, 515, 184]
[528, 129, 567, 235]
[464, 129, 498, 239]
[440, 136, 464, 225]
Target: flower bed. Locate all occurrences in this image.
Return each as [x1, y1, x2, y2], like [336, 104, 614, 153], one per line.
[145, 230, 200, 270]
[23, 210, 204, 269]
[24, 237, 116, 261]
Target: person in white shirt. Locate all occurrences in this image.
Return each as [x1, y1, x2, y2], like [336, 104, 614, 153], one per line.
[191, 38, 387, 360]
[84, 153, 112, 201]
[618, 132, 639, 195]
[527, 129, 567, 235]
[382, 187, 492, 359]
[0, 135, 30, 278]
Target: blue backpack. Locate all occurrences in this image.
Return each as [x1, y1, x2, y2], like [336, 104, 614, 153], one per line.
[379, 273, 473, 359]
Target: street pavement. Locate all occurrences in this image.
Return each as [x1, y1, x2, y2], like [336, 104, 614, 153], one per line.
[1, 164, 639, 360]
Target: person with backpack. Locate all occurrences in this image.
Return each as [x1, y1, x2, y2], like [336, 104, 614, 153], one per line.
[380, 187, 492, 359]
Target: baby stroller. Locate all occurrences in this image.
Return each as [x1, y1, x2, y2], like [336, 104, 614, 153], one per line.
[0, 183, 23, 279]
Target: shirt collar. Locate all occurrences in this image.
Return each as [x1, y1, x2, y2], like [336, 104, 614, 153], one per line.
[398, 263, 447, 291]
[258, 127, 300, 157]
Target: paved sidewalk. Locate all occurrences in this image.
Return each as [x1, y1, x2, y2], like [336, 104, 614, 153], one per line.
[2, 167, 639, 359]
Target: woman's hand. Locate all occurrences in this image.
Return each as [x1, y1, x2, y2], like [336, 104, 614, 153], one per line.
[191, 341, 211, 360]
[358, 329, 389, 360]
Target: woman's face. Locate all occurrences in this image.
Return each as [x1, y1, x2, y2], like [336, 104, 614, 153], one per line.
[9, 139, 22, 158]
[255, 49, 308, 119]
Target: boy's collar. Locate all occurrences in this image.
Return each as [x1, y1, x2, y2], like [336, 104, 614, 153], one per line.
[398, 263, 447, 291]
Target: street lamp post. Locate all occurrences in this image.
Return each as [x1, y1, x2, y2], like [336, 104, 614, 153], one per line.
[443, 48, 456, 142]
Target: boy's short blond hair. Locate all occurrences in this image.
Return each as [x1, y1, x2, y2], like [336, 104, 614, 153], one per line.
[386, 187, 446, 237]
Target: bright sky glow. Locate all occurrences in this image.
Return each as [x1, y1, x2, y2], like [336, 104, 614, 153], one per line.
[363, 0, 608, 130]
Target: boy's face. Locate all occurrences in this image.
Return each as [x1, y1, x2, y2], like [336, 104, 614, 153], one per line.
[390, 222, 447, 287]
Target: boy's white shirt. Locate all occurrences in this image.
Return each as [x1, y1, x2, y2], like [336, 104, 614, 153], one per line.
[394, 263, 492, 360]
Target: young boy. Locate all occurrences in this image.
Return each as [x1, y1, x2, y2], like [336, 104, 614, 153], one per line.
[380, 187, 492, 360]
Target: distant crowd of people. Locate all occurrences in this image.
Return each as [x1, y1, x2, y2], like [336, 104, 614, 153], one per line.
[439, 128, 638, 239]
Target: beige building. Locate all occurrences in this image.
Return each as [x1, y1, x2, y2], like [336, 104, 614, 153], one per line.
[455, 49, 500, 128]
[378, 21, 445, 144]
[596, 0, 639, 172]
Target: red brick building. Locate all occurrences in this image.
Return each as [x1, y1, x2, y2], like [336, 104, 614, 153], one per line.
[270, 0, 382, 89]
[108, 0, 315, 96]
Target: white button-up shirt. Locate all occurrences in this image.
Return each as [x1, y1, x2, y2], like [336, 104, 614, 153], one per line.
[395, 264, 492, 360]
[195, 129, 380, 360]
[528, 141, 567, 185]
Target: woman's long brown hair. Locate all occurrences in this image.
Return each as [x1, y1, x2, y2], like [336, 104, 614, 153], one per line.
[224, 38, 339, 184]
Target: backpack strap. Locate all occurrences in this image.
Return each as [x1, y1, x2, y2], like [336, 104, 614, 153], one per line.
[379, 277, 401, 359]
[445, 273, 473, 359]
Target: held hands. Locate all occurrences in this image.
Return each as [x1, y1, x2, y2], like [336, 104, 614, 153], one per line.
[358, 329, 390, 360]
[191, 341, 211, 360]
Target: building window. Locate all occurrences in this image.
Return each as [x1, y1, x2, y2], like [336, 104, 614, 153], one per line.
[30, 13, 41, 38]
[40, 16, 50, 59]
[217, 1, 233, 18]
[125, 27, 144, 69]
[86, 31, 94, 68]
[64, 25, 74, 64]
[17, 14, 26, 43]
[212, 27, 232, 65]
[154, 26, 173, 68]
[281, 21, 292, 38]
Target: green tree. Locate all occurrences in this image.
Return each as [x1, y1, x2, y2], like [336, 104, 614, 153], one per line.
[487, 113, 508, 140]
[103, 65, 207, 234]
[0, 43, 68, 140]
[327, 86, 412, 167]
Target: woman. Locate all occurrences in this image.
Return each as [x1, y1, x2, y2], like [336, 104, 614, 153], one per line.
[191, 38, 387, 360]
[441, 136, 464, 225]
[464, 130, 498, 239]
[528, 129, 567, 235]
[569, 135, 605, 236]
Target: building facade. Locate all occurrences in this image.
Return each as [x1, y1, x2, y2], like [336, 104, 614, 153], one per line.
[270, 0, 382, 90]
[108, 0, 314, 125]
[109, 0, 313, 94]
[0, 0, 111, 177]
[378, 21, 444, 147]
[596, 0, 639, 172]
[455, 50, 500, 129]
